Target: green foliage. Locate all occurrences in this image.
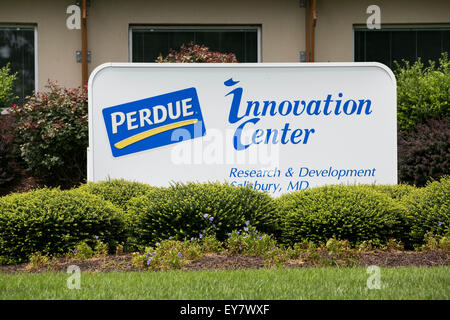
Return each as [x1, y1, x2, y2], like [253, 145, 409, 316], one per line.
[200, 234, 223, 254]
[398, 117, 449, 187]
[77, 179, 154, 210]
[404, 176, 450, 246]
[9, 81, 88, 187]
[25, 252, 52, 271]
[0, 114, 19, 188]
[287, 239, 360, 267]
[225, 223, 278, 256]
[363, 184, 416, 201]
[77, 179, 155, 252]
[0, 188, 126, 263]
[72, 241, 94, 260]
[277, 185, 406, 246]
[322, 238, 360, 267]
[420, 233, 450, 252]
[132, 239, 203, 270]
[394, 53, 450, 132]
[71, 238, 109, 260]
[0, 63, 17, 108]
[126, 182, 278, 246]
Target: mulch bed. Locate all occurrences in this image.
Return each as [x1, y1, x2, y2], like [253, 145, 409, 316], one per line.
[0, 251, 448, 274]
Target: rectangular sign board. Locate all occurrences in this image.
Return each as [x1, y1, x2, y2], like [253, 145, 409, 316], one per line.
[88, 63, 397, 196]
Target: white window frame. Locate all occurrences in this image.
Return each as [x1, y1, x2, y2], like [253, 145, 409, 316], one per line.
[0, 24, 38, 95]
[128, 25, 262, 63]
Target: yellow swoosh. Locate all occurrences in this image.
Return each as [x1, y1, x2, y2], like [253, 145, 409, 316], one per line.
[114, 119, 199, 149]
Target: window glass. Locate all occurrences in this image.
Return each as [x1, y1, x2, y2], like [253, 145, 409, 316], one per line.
[354, 28, 449, 68]
[131, 28, 259, 63]
[0, 26, 35, 106]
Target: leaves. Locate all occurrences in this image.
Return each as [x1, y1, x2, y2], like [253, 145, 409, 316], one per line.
[0, 188, 126, 264]
[277, 185, 407, 247]
[156, 41, 238, 63]
[394, 53, 450, 132]
[126, 182, 277, 246]
[398, 118, 450, 187]
[8, 81, 88, 187]
[0, 63, 17, 108]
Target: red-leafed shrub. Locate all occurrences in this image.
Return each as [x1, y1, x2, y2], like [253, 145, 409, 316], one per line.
[398, 118, 450, 187]
[0, 113, 18, 188]
[156, 41, 238, 63]
[8, 82, 88, 187]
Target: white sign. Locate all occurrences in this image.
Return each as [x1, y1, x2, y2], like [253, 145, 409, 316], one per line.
[88, 63, 397, 196]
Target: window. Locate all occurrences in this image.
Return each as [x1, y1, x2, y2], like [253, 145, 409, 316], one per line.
[0, 26, 36, 106]
[354, 26, 450, 68]
[130, 26, 260, 63]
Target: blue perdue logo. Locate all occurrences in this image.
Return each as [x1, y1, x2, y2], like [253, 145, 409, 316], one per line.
[102, 87, 206, 157]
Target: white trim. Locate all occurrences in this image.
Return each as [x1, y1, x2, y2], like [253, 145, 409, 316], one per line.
[34, 26, 38, 94]
[89, 62, 395, 84]
[128, 27, 132, 63]
[128, 25, 262, 63]
[353, 24, 450, 31]
[0, 24, 38, 103]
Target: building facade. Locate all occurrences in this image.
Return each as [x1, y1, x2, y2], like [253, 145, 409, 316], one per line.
[1, 0, 449, 105]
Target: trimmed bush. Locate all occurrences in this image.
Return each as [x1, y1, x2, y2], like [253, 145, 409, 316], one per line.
[398, 117, 450, 187]
[395, 53, 450, 132]
[277, 185, 406, 246]
[0, 63, 17, 109]
[404, 176, 450, 246]
[0, 114, 18, 189]
[0, 188, 126, 264]
[77, 179, 154, 211]
[362, 184, 416, 201]
[9, 81, 88, 187]
[126, 182, 278, 246]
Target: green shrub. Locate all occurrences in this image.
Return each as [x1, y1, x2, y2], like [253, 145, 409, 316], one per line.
[0, 114, 19, 189]
[132, 239, 203, 270]
[404, 176, 450, 246]
[0, 63, 17, 109]
[70, 238, 109, 260]
[394, 53, 450, 132]
[78, 179, 154, 210]
[25, 252, 52, 271]
[225, 223, 278, 256]
[9, 81, 88, 187]
[126, 182, 278, 246]
[362, 184, 416, 201]
[0, 188, 126, 264]
[277, 185, 406, 246]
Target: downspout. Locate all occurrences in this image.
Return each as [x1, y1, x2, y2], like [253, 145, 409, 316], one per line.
[81, 0, 88, 86]
[305, 0, 311, 62]
[311, 0, 317, 62]
[305, 0, 317, 62]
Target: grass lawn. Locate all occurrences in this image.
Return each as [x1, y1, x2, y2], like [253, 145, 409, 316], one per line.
[0, 267, 448, 300]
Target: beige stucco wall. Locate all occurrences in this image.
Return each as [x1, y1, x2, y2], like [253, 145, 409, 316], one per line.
[315, 0, 450, 62]
[1, 0, 450, 92]
[0, 0, 80, 91]
[0, 0, 305, 91]
[88, 0, 304, 71]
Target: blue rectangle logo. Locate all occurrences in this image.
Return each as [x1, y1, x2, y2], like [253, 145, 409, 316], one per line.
[102, 87, 206, 157]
